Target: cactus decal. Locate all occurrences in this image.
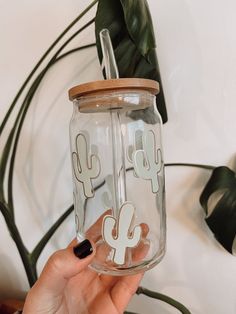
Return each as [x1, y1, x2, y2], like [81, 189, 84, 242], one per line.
[132, 130, 162, 193]
[102, 175, 115, 208]
[102, 203, 141, 265]
[127, 129, 144, 177]
[72, 133, 100, 198]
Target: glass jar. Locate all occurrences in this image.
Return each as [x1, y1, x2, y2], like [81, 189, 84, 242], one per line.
[68, 78, 166, 275]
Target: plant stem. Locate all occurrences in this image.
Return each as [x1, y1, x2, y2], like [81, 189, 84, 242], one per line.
[0, 5, 97, 286]
[31, 177, 108, 265]
[5, 19, 95, 216]
[0, 0, 98, 136]
[137, 287, 191, 314]
[55, 43, 96, 62]
[0, 129, 14, 204]
[0, 40, 95, 285]
[5, 69, 47, 216]
[165, 162, 215, 171]
[4, 37, 95, 279]
[0, 202, 37, 286]
[31, 205, 74, 265]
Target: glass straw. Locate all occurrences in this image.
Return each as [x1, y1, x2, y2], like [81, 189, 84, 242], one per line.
[99, 29, 127, 217]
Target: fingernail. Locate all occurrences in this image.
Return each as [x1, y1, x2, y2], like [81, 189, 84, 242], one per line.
[73, 239, 93, 259]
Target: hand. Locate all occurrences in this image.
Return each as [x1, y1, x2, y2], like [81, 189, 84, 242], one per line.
[23, 214, 148, 314]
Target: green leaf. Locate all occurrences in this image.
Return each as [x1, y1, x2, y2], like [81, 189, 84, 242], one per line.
[95, 0, 167, 123]
[200, 166, 236, 254]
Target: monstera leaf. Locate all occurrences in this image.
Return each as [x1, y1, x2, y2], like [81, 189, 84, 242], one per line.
[200, 166, 236, 254]
[95, 0, 167, 123]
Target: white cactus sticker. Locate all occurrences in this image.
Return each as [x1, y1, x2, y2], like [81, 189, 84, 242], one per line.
[127, 129, 144, 177]
[72, 133, 100, 198]
[102, 203, 141, 265]
[102, 175, 115, 208]
[133, 130, 162, 193]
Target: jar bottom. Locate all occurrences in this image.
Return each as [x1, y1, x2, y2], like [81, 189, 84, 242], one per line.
[89, 239, 165, 276]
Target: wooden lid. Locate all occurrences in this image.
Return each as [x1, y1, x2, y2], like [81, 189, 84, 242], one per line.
[68, 78, 159, 100]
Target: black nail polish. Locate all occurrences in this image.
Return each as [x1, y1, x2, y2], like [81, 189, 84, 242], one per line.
[73, 239, 93, 259]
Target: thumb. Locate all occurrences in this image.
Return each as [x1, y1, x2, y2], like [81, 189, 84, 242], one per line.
[34, 239, 95, 296]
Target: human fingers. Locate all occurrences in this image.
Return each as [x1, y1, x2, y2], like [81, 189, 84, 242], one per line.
[99, 223, 149, 288]
[68, 210, 112, 248]
[23, 239, 95, 312]
[131, 223, 150, 261]
[86, 209, 112, 241]
[108, 225, 148, 311]
[40, 239, 95, 294]
[111, 272, 144, 313]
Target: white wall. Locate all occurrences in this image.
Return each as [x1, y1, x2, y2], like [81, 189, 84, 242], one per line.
[0, 1, 236, 313]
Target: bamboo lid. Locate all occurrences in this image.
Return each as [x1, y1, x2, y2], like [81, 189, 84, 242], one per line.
[68, 78, 159, 101]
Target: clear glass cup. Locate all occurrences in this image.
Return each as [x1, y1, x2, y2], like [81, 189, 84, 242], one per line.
[68, 78, 166, 275]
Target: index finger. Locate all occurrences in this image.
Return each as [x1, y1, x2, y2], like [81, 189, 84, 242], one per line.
[68, 210, 111, 248]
